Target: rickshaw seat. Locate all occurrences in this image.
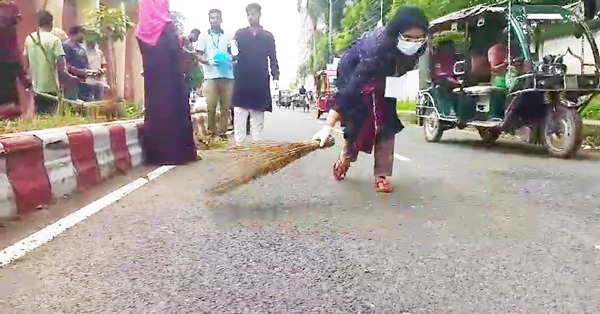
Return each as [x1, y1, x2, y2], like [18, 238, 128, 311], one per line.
[431, 49, 457, 81]
[470, 54, 492, 83]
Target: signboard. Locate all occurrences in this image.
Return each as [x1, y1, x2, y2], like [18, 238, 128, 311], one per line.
[384, 70, 420, 101]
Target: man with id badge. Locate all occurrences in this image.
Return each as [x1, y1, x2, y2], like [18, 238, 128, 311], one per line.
[197, 8, 235, 139]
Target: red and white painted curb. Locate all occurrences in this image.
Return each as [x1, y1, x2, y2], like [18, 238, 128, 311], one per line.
[0, 113, 207, 220]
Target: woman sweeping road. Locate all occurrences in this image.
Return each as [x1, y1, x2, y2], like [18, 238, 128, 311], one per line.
[136, 0, 197, 165]
[312, 6, 429, 193]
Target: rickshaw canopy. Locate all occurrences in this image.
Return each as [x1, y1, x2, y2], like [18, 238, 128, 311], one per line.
[430, 3, 585, 32]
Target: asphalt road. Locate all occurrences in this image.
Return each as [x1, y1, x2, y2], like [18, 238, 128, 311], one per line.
[2, 105, 600, 313]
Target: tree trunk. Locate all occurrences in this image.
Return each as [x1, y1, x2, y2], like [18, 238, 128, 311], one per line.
[100, 39, 118, 100]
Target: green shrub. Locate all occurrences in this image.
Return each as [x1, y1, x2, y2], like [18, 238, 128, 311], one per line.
[396, 101, 416, 111]
[582, 98, 600, 120]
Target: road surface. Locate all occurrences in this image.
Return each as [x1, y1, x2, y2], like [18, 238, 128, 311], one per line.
[1, 106, 600, 313]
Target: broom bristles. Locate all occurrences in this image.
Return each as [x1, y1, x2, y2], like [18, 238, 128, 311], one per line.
[207, 137, 334, 195]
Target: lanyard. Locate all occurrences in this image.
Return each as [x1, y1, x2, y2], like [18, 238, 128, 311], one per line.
[209, 31, 220, 50]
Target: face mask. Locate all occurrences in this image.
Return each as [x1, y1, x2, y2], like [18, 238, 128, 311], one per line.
[396, 39, 424, 56]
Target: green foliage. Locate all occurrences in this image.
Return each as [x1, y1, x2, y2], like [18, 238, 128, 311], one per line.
[335, 0, 392, 52]
[86, 5, 133, 42]
[582, 97, 600, 120]
[308, 0, 346, 30]
[297, 0, 579, 82]
[124, 102, 144, 119]
[171, 11, 186, 35]
[396, 101, 416, 111]
[432, 30, 467, 50]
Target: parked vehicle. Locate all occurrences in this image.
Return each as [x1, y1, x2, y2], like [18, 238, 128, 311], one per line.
[417, 1, 600, 158]
[277, 90, 293, 108]
[315, 69, 337, 119]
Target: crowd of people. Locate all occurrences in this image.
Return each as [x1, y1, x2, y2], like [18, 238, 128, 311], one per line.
[136, 0, 279, 165]
[144, 2, 430, 193]
[0, 3, 109, 118]
[2, 0, 430, 193]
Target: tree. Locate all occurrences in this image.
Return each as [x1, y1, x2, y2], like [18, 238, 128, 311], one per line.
[171, 10, 186, 35]
[296, 0, 350, 82]
[300, 0, 579, 81]
[386, 0, 577, 21]
[335, 0, 393, 51]
[85, 5, 134, 100]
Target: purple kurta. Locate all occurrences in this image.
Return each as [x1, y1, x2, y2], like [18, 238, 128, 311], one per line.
[334, 27, 424, 152]
[138, 23, 196, 165]
[232, 26, 279, 112]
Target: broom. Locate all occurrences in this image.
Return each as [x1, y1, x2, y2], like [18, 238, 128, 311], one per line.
[206, 136, 335, 195]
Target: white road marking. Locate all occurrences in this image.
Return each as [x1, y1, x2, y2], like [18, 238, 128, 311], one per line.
[0, 165, 174, 267]
[394, 153, 411, 162]
[316, 118, 411, 161]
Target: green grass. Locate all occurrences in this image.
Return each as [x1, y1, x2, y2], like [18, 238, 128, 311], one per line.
[582, 98, 600, 120]
[396, 101, 416, 111]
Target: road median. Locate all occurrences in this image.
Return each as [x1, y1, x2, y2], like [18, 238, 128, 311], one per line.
[0, 113, 207, 221]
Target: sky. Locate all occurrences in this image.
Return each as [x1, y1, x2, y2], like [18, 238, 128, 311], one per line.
[170, 0, 300, 87]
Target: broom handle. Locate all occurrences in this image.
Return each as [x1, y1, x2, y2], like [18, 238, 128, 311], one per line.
[34, 91, 111, 107]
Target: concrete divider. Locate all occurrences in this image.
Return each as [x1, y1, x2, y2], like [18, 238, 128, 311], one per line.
[0, 113, 207, 220]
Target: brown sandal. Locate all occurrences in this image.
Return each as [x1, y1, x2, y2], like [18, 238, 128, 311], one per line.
[333, 158, 350, 180]
[374, 177, 393, 193]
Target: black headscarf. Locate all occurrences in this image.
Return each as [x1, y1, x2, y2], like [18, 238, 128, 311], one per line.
[385, 6, 429, 38]
[371, 6, 430, 77]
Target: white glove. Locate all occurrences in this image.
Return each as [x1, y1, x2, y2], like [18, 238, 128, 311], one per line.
[208, 58, 218, 66]
[273, 80, 279, 90]
[311, 125, 333, 147]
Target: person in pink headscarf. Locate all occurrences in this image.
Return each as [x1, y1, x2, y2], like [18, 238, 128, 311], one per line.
[136, 0, 198, 165]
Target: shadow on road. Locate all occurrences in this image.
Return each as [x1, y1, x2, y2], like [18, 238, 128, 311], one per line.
[438, 138, 600, 161]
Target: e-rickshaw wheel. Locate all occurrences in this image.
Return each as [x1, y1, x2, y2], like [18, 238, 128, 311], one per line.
[543, 106, 583, 159]
[477, 127, 501, 144]
[423, 110, 444, 142]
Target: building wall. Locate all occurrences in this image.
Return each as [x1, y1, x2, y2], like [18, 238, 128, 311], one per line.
[297, 0, 313, 69]
[540, 32, 599, 75]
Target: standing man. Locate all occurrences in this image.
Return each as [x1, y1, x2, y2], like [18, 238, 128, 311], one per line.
[197, 9, 234, 139]
[0, 1, 32, 119]
[62, 26, 91, 100]
[232, 2, 279, 145]
[179, 29, 203, 104]
[84, 39, 108, 100]
[179, 28, 200, 50]
[24, 10, 75, 114]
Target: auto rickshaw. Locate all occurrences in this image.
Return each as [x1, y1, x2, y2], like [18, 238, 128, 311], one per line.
[315, 69, 337, 119]
[277, 90, 293, 108]
[416, 1, 600, 158]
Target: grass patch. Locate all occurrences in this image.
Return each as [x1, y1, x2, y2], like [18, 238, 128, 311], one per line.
[582, 98, 600, 121]
[0, 115, 109, 134]
[0, 102, 144, 135]
[396, 101, 416, 111]
[124, 102, 144, 119]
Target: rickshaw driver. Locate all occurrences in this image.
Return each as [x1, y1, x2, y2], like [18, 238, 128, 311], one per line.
[489, 28, 543, 129]
[488, 28, 526, 83]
